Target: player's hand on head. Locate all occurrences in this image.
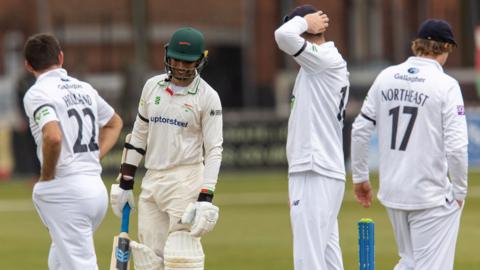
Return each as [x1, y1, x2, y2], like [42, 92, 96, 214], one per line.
[305, 11, 329, 34]
[110, 179, 136, 218]
[354, 181, 373, 208]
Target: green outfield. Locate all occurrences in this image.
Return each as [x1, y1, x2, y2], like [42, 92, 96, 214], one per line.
[0, 170, 479, 269]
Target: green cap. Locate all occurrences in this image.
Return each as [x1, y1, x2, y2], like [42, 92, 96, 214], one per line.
[167, 27, 205, 62]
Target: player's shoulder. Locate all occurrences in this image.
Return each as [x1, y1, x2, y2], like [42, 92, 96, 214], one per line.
[141, 74, 168, 94]
[196, 77, 221, 106]
[439, 72, 459, 86]
[198, 77, 219, 97]
[309, 41, 346, 65]
[380, 62, 405, 75]
[71, 75, 97, 91]
[317, 41, 340, 54]
[373, 61, 413, 83]
[23, 83, 48, 103]
[145, 74, 168, 86]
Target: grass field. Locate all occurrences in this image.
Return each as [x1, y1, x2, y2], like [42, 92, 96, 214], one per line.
[1, 170, 479, 269]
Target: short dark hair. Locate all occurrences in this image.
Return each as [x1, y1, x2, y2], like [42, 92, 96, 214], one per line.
[24, 33, 61, 71]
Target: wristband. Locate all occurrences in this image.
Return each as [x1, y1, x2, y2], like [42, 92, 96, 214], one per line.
[119, 163, 136, 190]
[198, 189, 214, 202]
[120, 163, 137, 177]
[119, 176, 134, 190]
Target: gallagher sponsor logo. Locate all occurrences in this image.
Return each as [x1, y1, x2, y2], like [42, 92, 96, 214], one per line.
[407, 67, 419, 74]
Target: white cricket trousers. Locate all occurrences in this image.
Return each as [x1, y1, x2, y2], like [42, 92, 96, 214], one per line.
[138, 163, 204, 259]
[32, 174, 108, 270]
[289, 171, 345, 270]
[387, 199, 464, 270]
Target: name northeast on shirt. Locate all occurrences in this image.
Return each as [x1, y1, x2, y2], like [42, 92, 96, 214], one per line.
[381, 88, 429, 106]
[380, 73, 430, 106]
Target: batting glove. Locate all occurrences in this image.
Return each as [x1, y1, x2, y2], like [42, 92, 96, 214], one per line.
[181, 190, 219, 237]
[110, 181, 135, 218]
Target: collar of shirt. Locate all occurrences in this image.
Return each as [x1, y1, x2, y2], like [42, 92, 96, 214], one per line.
[317, 41, 334, 48]
[157, 75, 201, 96]
[36, 68, 68, 82]
[407, 56, 444, 72]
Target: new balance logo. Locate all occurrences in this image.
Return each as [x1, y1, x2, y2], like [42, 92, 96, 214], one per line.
[292, 200, 300, 206]
[115, 248, 130, 263]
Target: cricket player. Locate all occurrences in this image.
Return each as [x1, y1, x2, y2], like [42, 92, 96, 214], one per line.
[110, 27, 223, 270]
[275, 5, 350, 270]
[23, 33, 123, 269]
[351, 19, 467, 269]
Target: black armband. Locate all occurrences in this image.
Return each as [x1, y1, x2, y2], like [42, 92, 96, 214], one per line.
[198, 190, 214, 203]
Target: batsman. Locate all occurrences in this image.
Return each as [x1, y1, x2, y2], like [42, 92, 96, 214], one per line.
[110, 27, 223, 270]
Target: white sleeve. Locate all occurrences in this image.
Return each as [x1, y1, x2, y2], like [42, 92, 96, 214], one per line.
[23, 89, 59, 130]
[274, 16, 344, 73]
[351, 81, 378, 184]
[124, 82, 151, 166]
[201, 91, 223, 191]
[443, 83, 468, 200]
[94, 90, 115, 127]
[274, 16, 308, 57]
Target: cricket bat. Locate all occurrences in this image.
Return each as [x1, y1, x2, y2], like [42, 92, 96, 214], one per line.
[110, 204, 132, 270]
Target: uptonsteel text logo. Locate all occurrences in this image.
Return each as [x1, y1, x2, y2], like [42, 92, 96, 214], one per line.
[150, 116, 188, 127]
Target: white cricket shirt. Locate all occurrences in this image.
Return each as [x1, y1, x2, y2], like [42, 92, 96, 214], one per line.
[275, 16, 350, 180]
[126, 74, 223, 190]
[23, 68, 115, 178]
[351, 57, 468, 210]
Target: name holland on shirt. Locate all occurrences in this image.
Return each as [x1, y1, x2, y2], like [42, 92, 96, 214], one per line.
[381, 88, 430, 106]
[57, 82, 94, 109]
[62, 92, 93, 108]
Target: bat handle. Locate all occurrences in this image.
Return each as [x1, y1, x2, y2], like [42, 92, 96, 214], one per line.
[121, 204, 131, 233]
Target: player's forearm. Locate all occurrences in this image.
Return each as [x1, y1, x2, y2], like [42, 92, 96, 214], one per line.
[351, 115, 375, 183]
[447, 149, 468, 200]
[274, 16, 308, 55]
[41, 130, 62, 180]
[124, 115, 148, 167]
[99, 113, 123, 159]
[203, 144, 222, 190]
[443, 95, 468, 200]
[201, 93, 223, 190]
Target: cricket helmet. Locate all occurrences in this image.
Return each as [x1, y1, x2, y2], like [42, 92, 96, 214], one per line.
[164, 27, 208, 80]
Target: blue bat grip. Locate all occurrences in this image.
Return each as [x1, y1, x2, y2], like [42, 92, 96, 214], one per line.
[358, 220, 375, 270]
[121, 204, 131, 233]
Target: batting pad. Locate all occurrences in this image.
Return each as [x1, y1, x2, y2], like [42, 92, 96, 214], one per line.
[164, 231, 204, 270]
[130, 241, 164, 270]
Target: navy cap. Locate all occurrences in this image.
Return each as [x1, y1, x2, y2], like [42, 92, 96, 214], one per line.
[283, 4, 318, 23]
[417, 19, 456, 45]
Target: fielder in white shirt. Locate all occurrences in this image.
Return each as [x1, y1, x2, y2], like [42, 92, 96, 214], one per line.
[23, 34, 123, 269]
[275, 5, 350, 270]
[351, 19, 468, 270]
[110, 27, 223, 270]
